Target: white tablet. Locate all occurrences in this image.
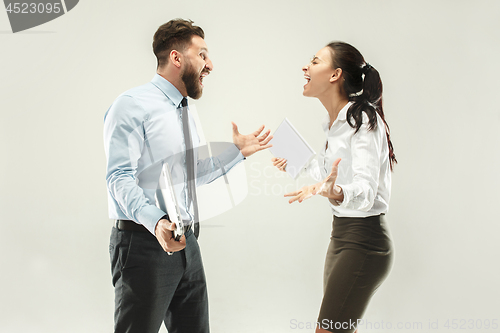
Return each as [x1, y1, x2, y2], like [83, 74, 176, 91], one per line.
[269, 118, 316, 179]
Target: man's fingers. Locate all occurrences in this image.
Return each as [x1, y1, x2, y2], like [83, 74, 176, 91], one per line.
[163, 243, 185, 253]
[231, 122, 239, 134]
[258, 130, 271, 142]
[260, 133, 273, 145]
[252, 125, 265, 136]
[165, 221, 176, 231]
[256, 144, 273, 152]
[155, 219, 187, 253]
[161, 233, 186, 253]
[257, 130, 269, 141]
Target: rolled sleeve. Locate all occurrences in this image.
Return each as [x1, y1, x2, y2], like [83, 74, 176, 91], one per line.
[304, 158, 322, 182]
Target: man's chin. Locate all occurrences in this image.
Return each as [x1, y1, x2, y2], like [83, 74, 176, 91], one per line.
[189, 92, 202, 100]
[188, 86, 203, 100]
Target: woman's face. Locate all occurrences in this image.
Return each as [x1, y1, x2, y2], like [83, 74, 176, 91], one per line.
[302, 47, 337, 98]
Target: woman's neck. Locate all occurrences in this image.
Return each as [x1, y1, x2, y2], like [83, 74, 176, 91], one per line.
[319, 92, 349, 128]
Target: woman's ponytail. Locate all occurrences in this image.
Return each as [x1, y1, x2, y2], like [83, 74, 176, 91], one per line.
[327, 42, 397, 170]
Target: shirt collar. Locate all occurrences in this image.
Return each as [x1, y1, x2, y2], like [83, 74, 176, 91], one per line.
[151, 73, 185, 108]
[322, 101, 353, 133]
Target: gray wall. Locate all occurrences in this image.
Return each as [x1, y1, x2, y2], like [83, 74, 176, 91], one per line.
[1, 0, 499, 332]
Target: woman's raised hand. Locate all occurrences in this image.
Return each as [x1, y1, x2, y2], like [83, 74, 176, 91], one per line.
[284, 158, 343, 204]
[284, 182, 323, 204]
[317, 158, 342, 199]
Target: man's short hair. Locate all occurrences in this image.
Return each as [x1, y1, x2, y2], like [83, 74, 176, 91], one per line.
[153, 19, 205, 68]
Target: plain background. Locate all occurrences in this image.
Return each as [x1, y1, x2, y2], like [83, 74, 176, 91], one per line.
[1, 0, 499, 332]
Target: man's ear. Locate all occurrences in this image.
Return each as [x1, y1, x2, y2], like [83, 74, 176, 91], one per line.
[170, 50, 182, 68]
[329, 68, 343, 83]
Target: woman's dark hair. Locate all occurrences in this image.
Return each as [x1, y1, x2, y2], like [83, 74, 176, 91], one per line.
[153, 19, 205, 69]
[326, 41, 397, 170]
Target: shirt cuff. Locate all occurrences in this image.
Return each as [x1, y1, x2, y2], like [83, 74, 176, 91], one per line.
[219, 144, 245, 171]
[335, 184, 350, 208]
[136, 204, 167, 235]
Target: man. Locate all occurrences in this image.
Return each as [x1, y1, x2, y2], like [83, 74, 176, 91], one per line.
[103, 19, 272, 333]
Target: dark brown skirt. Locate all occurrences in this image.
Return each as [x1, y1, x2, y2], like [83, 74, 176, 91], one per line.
[318, 214, 393, 333]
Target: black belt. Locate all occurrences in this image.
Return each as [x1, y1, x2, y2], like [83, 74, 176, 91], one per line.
[116, 220, 149, 232]
[116, 219, 192, 234]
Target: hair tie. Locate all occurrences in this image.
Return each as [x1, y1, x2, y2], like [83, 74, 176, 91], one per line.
[363, 63, 372, 74]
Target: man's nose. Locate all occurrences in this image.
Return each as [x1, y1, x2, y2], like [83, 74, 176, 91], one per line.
[205, 58, 213, 71]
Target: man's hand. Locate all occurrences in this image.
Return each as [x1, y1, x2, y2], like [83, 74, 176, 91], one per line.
[232, 122, 273, 158]
[155, 219, 186, 253]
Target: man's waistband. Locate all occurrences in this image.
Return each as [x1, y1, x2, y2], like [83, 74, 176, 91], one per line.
[115, 219, 192, 234]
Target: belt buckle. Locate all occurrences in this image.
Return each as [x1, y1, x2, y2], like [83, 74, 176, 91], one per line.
[181, 219, 193, 235]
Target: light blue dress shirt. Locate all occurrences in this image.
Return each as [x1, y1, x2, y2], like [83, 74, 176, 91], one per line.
[104, 74, 244, 234]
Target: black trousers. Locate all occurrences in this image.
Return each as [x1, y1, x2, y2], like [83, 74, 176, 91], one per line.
[318, 215, 393, 333]
[109, 227, 209, 333]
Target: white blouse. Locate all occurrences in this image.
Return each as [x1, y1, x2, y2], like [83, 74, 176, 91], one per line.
[306, 101, 391, 217]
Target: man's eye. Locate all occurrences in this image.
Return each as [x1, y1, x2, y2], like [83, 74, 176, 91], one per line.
[200, 54, 206, 60]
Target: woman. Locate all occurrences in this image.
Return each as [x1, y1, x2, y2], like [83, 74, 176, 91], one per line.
[273, 42, 396, 333]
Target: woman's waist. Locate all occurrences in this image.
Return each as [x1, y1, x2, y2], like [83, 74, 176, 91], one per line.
[332, 214, 390, 237]
[331, 214, 392, 251]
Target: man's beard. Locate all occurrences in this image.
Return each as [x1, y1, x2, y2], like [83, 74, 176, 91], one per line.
[181, 60, 202, 100]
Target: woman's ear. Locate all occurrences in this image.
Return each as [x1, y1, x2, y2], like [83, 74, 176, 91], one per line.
[330, 68, 343, 83]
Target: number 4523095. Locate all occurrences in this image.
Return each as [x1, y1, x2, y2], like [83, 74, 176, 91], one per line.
[6, 3, 62, 14]
[444, 319, 498, 330]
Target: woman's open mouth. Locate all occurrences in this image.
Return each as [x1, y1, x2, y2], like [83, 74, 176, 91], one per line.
[304, 74, 311, 87]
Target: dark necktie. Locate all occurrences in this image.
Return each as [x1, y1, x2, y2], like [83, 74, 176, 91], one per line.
[181, 97, 200, 238]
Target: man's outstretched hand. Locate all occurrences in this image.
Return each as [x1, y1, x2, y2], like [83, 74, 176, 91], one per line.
[232, 122, 273, 158]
